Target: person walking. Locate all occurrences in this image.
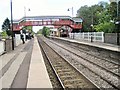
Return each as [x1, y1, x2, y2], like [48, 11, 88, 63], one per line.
[21, 34, 25, 44]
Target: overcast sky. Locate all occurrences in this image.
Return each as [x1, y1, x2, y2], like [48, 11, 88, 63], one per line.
[0, 0, 109, 32]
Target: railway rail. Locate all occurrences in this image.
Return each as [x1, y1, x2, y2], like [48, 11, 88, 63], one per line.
[37, 36, 99, 89]
[38, 36, 120, 89]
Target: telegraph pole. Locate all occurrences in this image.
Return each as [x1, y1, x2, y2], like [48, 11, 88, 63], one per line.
[68, 7, 74, 17]
[10, 0, 14, 50]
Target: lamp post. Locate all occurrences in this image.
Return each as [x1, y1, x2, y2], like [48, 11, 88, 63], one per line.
[24, 7, 30, 41]
[117, 0, 119, 19]
[24, 7, 30, 17]
[10, 0, 14, 50]
[116, 0, 120, 45]
[90, 24, 93, 42]
[67, 7, 74, 17]
[90, 8, 94, 42]
[110, 0, 120, 45]
[115, 21, 120, 45]
[24, 6, 27, 41]
[115, 0, 120, 45]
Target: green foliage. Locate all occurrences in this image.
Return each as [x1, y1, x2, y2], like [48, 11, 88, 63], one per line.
[1, 31, 7, 38]
[42, 27, 50, 36]
[94, 22, 115, 33]
[77, 3, 107, 31]
[2, 18, 12, 36]
[21, 26, 33, 34]
[26, 26, 33, 32]
[37, 29, 42, 34]
[76, 1, 119, 33]
[77, 5, 92, 31]
[109, 1, 120, 21]
[109, 2, 117, 20]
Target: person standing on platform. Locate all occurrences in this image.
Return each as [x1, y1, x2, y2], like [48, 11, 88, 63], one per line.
[21, 34, 25, 44]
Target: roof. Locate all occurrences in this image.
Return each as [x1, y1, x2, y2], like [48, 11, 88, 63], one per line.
[50, 28, 58, 31]
[13, 15, 83, 23]
[72, 17, 83, 22]
[26, 15, 71, 19]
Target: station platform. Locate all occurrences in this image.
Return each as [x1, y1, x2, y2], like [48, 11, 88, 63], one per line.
[0, 36, 52, 89]
[51, 37, 120, 52]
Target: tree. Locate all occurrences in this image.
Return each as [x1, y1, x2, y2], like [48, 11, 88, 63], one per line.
[77, 1, 116, 33]
[42, 27, 50, 36]
[109, 1, 120, 21]
[1, 31, 7, 38]
[76, 4, 105, 32]
[26, 26, 33, 32]
[94, 22, 115, 33]
[94, 2, 115, 33]
[77, 5, 92, 31]
[2, 18, 12, 36]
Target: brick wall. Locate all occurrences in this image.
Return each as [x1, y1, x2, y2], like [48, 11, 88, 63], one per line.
[104, 33, 120, 45]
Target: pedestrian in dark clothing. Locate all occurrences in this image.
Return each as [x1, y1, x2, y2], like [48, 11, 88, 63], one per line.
[21, 34, 25, 44]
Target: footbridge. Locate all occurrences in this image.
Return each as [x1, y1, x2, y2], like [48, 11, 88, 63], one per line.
[13, 16, 83, 32]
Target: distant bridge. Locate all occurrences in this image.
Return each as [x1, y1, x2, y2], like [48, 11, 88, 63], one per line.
[13, 16, 83, 32]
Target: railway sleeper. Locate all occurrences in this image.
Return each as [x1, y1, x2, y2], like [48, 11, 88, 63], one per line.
[55, 68, 72, 72]
[60, 75, 80, 80]
[58, 72, 75, 76]
[63, 79, 92, 88]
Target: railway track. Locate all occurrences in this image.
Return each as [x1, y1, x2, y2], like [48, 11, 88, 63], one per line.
[37, 36, 99, 89]
[48, 38, 120, 77]
[38, 37, 63, 88]
[52, 39, 120, 77]
[51, 38, 120, 66]
[51, 38, 120, 65]
[39, 36, 120, 89]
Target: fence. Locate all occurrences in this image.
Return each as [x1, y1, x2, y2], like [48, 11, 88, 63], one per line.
[15, 34, 22, 46]
[69, 32, 104, 42]
[0, 34, 23, 55]
[0, 40, 5, 55]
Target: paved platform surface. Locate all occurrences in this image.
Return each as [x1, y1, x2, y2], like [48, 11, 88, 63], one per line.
[52, 37, 120, 52]
[0, 36, 52, 89]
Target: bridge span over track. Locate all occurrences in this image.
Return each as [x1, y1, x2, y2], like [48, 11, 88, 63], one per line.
[13, 16, 83, 32]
